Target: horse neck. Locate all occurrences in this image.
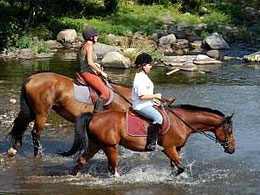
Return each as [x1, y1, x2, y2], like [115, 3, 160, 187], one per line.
[109, 83, 132, 112]
[173, 109, 224, 134]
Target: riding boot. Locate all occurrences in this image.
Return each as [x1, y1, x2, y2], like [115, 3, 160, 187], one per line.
[93, 97, 104, 113]
[146, 124, 160, 151]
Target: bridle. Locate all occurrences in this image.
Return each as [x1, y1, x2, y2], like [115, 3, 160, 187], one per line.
[162, 102, 233, 148]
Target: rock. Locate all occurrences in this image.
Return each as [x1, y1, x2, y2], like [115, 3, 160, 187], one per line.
[194, 54, 221, 65]
[243, 51, 260, 62]
[9, 98, 16, 105]
[164, 55, 197, 66]
[245, 7, 257, 18]
[57, 29, 77, 44]
[173, 39, 189, 49]
[18, 48, 35, 59]
[45, 40, 64, 49]
[190, 40, 203, 49]
[181, 62, 198, 71]
[203, 33, 230, 50]
[206, 50, 224, 60]
[159, 34, 176, 45]
[101, 52, 131, 69]
[106, 34, 117, 44]
[36, 53, 55, 58]
[200, 7, 209, 14]
[94, 43, 121, 59]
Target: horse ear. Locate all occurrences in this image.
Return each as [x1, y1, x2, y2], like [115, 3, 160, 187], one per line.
[226, 112, 234, 122]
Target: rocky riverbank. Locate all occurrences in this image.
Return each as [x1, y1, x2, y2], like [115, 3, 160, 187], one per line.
[1, 22, 259, 72]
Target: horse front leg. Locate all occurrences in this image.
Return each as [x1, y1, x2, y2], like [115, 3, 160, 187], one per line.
[31, 116, 46, 157]
[103, 145, 119, 177]
[164, 147, 186, 176]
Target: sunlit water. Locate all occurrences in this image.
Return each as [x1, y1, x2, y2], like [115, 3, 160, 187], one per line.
[0, 50, 260, 194]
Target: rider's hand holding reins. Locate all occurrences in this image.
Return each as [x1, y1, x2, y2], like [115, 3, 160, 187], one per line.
[153, 93, 162, 106]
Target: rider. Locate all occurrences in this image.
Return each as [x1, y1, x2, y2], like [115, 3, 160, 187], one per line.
[80, 25, 109, 113]
[131, 53, 163, 151]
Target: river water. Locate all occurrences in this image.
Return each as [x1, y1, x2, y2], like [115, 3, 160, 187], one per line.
[0, 51, 260, 194]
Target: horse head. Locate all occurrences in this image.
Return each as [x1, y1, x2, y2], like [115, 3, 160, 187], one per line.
[216, 113, 235, 154]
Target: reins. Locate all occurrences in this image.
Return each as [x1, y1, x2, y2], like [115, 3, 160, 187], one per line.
[103, 78, 132, 106]
[161, 100, 230, 147]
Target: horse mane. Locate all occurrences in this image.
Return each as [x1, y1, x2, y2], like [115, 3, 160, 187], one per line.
[174, 104, 225, 117]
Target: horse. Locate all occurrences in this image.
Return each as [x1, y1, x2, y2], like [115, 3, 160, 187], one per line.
[9, 72, 132, 157]
[61, 104, 235, 176]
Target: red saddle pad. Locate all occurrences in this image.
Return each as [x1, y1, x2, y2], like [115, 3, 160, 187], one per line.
[126, 109, 170, 137]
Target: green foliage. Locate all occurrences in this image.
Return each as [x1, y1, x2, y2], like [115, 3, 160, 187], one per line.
[15, 35, 50, 54]
[203, 10, 232, 25]
[29, 24, 53, 40]
[49, 17, 88, 36]
[0, 21, 21, 50]
[1, 0, 260, 50]
[212, 1, 249, 25]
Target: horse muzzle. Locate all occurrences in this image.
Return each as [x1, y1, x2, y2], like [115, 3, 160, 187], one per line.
[223, 144, 235, 154]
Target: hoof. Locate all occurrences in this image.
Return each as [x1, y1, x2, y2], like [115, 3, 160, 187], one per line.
[114, 171, 120, 177]
[70, 169, 79, 176]
[7, 147, 17, 157]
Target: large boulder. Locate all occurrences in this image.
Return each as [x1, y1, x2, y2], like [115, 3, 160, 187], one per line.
[94, 43, 121, 59]
[57, 29, 77, 44]
[203, 33, 230, 50]
[101, 52, 131, 69]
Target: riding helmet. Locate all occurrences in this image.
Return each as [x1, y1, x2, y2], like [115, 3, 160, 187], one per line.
[83, 26, 98, 40]
[134, 53, 153, 68]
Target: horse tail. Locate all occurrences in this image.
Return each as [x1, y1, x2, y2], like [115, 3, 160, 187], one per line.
[9, 78, 36, 148]
[59, 113, 93, 157]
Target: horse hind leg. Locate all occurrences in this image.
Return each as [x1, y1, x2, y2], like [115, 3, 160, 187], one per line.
[103, 145, 120, 177]
[31, 115, 47, 157]
[9, 111, 34, 155]
[72, 142, 101, 176]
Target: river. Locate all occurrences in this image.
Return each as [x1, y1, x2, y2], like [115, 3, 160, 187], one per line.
[0, 50, 260, 194]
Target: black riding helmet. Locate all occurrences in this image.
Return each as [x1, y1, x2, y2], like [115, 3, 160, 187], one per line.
[134, 53, 153, 68]
[83, 26, 98, 40]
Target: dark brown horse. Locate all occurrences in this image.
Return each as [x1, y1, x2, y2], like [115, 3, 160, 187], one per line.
[9, 72, 132, 157]
[61, 104, 235, 176]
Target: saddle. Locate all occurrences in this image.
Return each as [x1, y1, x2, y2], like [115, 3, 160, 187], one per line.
[126, 106, 171, 137]
[73, 72, 114, 105]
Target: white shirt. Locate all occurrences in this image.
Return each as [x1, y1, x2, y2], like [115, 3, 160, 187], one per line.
[131, 72, 155, 110]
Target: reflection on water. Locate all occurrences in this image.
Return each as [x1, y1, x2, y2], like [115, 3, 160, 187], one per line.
[1, 51, 260, 194]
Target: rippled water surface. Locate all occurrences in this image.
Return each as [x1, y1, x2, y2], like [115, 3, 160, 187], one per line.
[0, 51, 260, 194]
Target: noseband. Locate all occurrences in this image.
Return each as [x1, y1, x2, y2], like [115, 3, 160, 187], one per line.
[220, 117, 233, 148]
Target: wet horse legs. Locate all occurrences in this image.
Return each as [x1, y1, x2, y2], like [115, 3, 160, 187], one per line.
[163, 147, 186, 176]
[72, 142, 101, 175]
[103, 145, 119, 177]
[31, 116, 47, 157]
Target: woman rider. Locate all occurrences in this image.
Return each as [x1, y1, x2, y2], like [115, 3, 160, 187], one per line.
[80, 26, 109, 113]
[131, 53, 163, 151]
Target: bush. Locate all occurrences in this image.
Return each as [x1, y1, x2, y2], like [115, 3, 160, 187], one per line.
[16, 35, 50, 54]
